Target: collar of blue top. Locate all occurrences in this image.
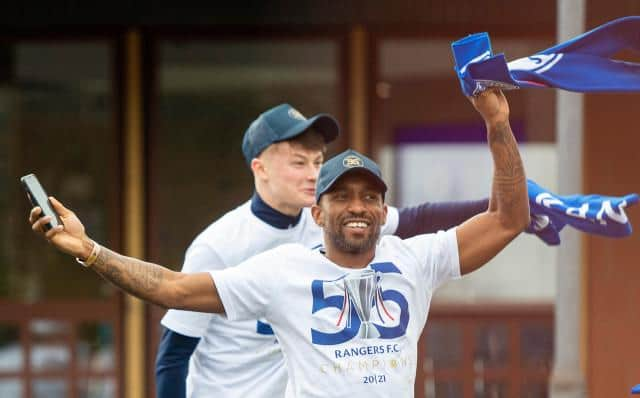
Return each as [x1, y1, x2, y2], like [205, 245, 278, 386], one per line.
[250, 192, 302, 229]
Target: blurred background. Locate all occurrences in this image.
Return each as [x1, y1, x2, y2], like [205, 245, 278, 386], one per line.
[0, 1, 638, 397]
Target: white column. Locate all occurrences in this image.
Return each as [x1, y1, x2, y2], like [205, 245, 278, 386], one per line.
[549, 1, 587, 397]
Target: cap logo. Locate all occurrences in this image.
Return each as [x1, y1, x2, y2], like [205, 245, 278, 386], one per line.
[343, 155, 364, 168]
[288, 108, 306, 121]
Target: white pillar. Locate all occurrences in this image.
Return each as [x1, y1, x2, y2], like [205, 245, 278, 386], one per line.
[549, 1, 587, 397]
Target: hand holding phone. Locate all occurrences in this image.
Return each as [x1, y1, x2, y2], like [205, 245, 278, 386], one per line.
[20, 173, 63, 230]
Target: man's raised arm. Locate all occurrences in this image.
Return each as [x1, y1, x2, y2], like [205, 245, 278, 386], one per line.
[456, 89, 530, 275]
[29, 197, 225, 314]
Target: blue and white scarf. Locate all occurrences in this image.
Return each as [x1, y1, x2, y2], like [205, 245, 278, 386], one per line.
[527, 180, 638, 245]
[452, 16, 640, 96]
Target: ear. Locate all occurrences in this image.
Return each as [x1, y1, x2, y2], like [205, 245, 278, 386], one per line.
[311, 203, 324, 227]
[381, 204, 388, 226]
[251, 157, 268, 181]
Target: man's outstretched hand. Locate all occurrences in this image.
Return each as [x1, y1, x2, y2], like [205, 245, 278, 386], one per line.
[29, 197, 93, 260]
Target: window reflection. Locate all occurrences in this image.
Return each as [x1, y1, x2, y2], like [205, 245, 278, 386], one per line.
[1, 41, 117, 300]
[426, 380, 463, 398]
[78, 378, 115, 398]
[0, 380, 22, 397]
[32, 379, 67, 398]
[0, 324, 21, 372]
[521, 323, 553, 371]
[521, 381, 549, 398]
[474, 324, 509, 368]
[77, 322, 114, 372]
[425, 321, 463, 370]
[30, 319, 71, 372]
[474, 381, 508, 398]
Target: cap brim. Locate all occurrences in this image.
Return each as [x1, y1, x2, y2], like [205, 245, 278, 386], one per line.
[316, 167, 387, 203]
[277, 113, 340, 144]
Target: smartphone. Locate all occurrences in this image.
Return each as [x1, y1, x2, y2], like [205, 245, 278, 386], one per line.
[20, 173, 62, 230]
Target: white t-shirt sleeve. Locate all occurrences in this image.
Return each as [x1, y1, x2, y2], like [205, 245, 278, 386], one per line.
[210, 249, 280, 322]
[161, 243, 225, 337]
[381, 205, 399, 235]
[403, 228, 461, 290]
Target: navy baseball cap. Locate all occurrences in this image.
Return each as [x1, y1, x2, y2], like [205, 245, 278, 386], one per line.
[242, 103, 340, 165]
[315, 149, 388, 203]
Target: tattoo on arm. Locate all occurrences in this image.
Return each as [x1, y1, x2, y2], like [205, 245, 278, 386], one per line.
[91, 246, 170, 306]
[487, 121, 526, 216]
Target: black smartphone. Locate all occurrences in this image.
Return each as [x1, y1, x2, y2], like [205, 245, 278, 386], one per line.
[20, 173, 62, 230]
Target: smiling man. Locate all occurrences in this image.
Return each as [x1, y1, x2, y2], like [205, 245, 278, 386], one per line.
[314, 154, 389, 261]
[29, 88, 528, 397]
[155, 103, 492, 397]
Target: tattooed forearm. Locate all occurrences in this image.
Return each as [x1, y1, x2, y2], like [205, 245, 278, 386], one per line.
[91, 246, 174, 307]
[488, 122, 524, 178]
[487, 120, 528, 226]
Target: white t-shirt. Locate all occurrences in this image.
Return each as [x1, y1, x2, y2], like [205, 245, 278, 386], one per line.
[211, 229, 460, 398]
[161, 200, 400, 397]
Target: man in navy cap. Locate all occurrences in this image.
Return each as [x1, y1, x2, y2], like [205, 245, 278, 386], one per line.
[30, 88, 529, 397]
[153, 100, 638, 397]
[155, 102, 491, 397]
